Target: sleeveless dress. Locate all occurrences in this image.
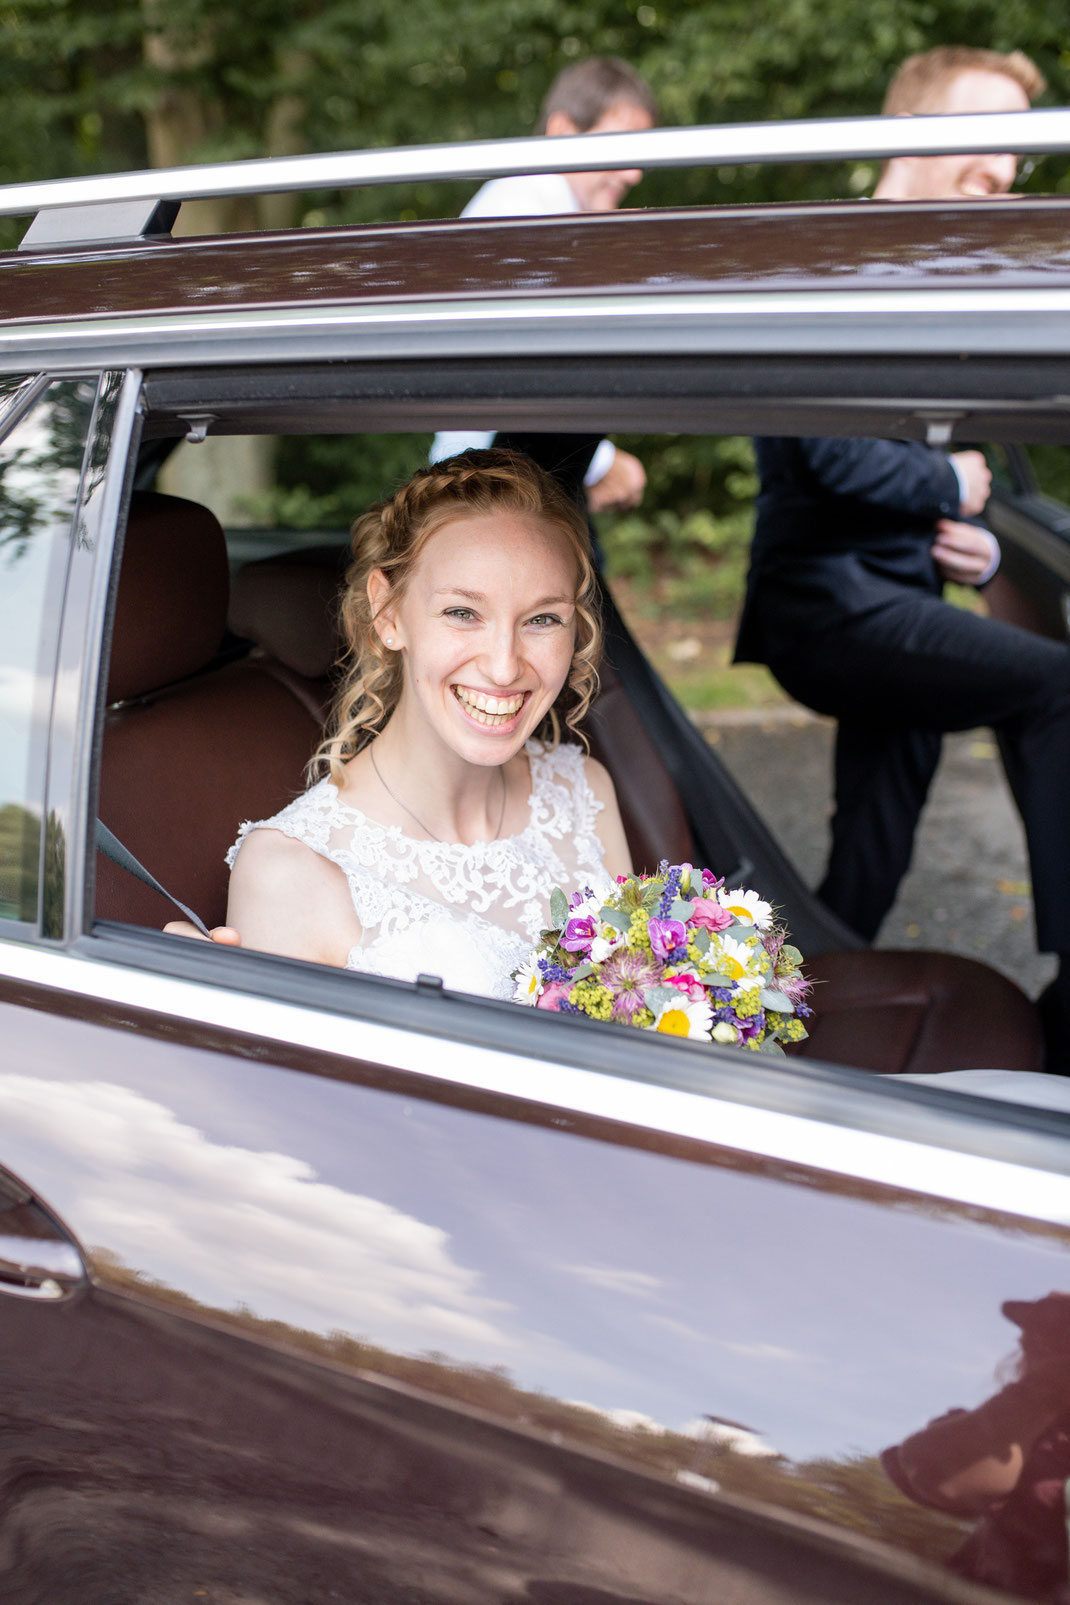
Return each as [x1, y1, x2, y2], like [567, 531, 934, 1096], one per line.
[226, 740, 615, 1000]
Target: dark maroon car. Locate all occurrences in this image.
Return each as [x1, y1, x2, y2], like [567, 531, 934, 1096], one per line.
[3, 115, 1070, 1604]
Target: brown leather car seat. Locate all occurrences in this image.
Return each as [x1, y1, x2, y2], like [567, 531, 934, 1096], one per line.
[95, 492, 322, 931]
[228, 543, 346, 724]
[584, 659, 696, 874]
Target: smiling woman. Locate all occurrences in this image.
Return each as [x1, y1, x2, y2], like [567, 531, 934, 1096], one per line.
[215, 450, 632, 996]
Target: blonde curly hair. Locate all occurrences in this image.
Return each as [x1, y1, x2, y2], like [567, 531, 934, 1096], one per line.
[314, 449, 603, 782]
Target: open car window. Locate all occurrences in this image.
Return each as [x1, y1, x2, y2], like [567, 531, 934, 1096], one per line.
[83, 405, 1069, 1121]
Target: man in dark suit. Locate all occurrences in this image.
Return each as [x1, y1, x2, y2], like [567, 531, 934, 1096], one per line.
[735, 46, 1070, 1069]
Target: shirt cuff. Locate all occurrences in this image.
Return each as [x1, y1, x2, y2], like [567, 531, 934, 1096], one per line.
[950, 454, 969, 511]
[584, 439, 616, 487]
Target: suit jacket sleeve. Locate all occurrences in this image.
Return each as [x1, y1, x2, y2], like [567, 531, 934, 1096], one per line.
[799, 437, 962, 520]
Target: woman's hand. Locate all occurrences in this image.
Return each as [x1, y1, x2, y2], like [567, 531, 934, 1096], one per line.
[163, 921, 242, 945]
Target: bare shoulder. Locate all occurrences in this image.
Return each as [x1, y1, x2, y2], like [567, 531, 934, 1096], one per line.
[228, 826, 359, 965]
[231, 824, 338, 891]
[580, 753, 632, 878]
[582, 753, 618, 805]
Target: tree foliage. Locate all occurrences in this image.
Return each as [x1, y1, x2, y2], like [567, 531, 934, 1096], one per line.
[4, 0, 1067, 607]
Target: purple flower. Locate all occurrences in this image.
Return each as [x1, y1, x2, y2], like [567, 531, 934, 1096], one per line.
[701, 868, 725, 892]
[737, 1010, 766, 1043]
[600, 949, 663, 1022]
[657, 862, 683, 918]
[561, 915, 599, 953]
[775, 968, 812, 1007]
[648, 917, 687, 962]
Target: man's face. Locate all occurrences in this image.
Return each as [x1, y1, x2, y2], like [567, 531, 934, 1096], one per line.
[888, 69, 1031, 200]
[549, 101, 654, 212]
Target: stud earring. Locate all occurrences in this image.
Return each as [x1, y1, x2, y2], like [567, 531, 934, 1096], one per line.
[384, 636, 395, 647]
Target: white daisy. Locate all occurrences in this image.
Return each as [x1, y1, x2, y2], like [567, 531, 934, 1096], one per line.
[589, 932, 623, 964]
[652, 993, 714, 1040]
[710, 932, 763, 985]
[513, 958, 543, 1006]
[716, 886, 774, 930]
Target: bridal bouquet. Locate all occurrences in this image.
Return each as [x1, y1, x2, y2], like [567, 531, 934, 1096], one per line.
[513, 862, 811, 1053]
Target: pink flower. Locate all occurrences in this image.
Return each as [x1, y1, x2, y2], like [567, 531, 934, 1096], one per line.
[665, 973, 706, 1002]
[690, 898, 734, 932]
[536, 981, 574, 1012]
[561, 915, 598, 953]
[648, 916, 687, 960]
[701, 869, 725, 892]
[600, 950, 662, 1021]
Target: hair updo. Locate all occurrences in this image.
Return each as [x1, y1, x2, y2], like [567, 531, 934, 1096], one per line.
[313, 449, 603, 781]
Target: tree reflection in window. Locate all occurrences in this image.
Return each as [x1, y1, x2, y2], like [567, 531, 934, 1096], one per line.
[0, 379, 97, 926]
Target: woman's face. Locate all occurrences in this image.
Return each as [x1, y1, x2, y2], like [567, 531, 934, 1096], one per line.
[377, 509, 581, 766]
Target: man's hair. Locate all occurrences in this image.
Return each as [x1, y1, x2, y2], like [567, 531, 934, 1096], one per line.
[535, 56, 657, 134]
[882, 46, 1045, 115]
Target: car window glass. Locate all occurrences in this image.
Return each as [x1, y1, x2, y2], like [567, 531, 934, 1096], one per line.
[1021, 444, 1070, 505]
[0, 379, 97, 928]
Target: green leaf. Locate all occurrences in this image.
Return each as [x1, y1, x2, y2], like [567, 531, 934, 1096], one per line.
[550, 887, 569, 929]
[693, 927, 711, 955]
[780, 945, 803, 967]
[670, 898, 694, 922]
[702, 972, 734, 988]
[761, 989, 794, 1013]
[570, 961, 594, 980]
[643, 985, 679, 1010]
[600, 906, 633, 933]
[758, 1038, 787, 1056]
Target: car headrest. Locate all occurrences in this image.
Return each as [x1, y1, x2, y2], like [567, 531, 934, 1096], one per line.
[229, 545, 348, 681]
[108, 491, 230, 703]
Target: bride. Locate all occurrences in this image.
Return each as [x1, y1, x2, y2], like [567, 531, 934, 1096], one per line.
[170, 449, 631, 999]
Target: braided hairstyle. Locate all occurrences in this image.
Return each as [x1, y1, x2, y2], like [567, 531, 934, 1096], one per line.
[314, 449, 603, 782]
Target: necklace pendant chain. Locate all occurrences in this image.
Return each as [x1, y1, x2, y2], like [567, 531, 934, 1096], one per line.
[369, 744, 507, 844]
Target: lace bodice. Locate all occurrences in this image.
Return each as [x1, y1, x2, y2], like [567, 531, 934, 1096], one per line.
[226, 741, 614, 1000]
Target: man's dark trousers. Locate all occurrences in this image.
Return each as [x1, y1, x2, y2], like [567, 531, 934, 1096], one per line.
[767, 595, 1070, 947]
[736, 434, 1070, 951]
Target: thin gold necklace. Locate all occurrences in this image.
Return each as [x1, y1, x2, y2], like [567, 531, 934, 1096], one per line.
[368, 744, 507, 844]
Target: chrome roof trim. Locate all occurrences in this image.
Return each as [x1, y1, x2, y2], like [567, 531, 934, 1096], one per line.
[2, 108, 1068, 218]
[2, 937, 1070, 1228]
[3, 288, 1070, 374]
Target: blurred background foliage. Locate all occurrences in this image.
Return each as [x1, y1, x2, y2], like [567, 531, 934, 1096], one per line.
[2, 0, 1068, 618]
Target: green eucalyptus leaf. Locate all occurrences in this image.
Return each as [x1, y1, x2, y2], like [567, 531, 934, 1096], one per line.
[702, 972, 734, 988]
[550, 887, 569, 929]
[643, 985, 679, 1010]
[570, 961, 594, 980]
[761, 988, 795, 1012]
[600, 906, 633, 932]
[693, 927, 711, 954]
[670, 898, 694, 922]
[781, 945, 803, 966]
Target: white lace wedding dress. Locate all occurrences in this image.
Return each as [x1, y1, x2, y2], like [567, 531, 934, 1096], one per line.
[226, 740, 615, 999]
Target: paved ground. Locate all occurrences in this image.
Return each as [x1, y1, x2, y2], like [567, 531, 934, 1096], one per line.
[701, 709, 1056, 1001]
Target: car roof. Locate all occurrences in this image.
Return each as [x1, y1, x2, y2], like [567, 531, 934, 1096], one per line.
[4, 198, 1070, 326]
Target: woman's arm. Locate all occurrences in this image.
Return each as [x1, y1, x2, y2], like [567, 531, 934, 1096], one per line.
[225, 827, 361, 967]
[584, 755, 633, 880]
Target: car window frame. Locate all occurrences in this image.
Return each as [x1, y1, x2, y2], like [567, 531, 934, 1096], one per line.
[8, 351, 1070, 1227]
[0, 369, 137, 943]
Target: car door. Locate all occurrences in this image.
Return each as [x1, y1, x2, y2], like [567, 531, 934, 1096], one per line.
[985, 443, 1070, 643]
[2, 359, 1070, 1605]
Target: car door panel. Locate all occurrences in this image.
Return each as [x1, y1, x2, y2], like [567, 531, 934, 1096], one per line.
[1, 977, 1069, 1603]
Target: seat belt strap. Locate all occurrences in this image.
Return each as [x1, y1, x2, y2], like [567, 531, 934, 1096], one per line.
[95, 820, 212, 938]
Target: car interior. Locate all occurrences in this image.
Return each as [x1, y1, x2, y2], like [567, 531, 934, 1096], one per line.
[91, 402, 1070, 1084]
